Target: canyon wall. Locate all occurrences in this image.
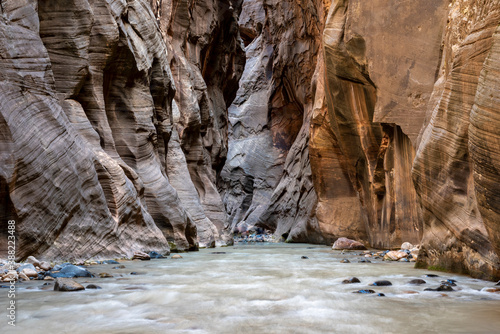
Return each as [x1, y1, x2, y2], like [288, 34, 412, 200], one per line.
[0, 0, 243, 259]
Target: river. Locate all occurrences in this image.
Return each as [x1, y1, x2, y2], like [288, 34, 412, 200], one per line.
[2, 243, 500, 333]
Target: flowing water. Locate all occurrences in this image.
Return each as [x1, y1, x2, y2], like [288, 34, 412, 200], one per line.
[2, 243, 500, 333]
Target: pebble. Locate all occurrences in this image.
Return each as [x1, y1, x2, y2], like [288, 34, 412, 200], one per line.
[54, 278, 85, 291]
[342, 277, 361, 284]
[340, 259, 350, 263]
[408, 279, 426, 285]
[370, 280, 392, 286]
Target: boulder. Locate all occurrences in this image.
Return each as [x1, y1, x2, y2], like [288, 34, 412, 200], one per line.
[400, 242, 414, 250]
[39, 261, 52, 271]
[16, 263, 36, 273]
[383, 251, 408, 261]
[2, 271, 19, 282]
[21, 268, 38, 278]
[18, 272, 30, 281]
[148, 252, 165, 259]
[54, 278, 85, 291]
[26, 256, 40, 266]
[332, 238, 367, 250]
[132, 252, 151, 261]
[47, 264, 92, 278]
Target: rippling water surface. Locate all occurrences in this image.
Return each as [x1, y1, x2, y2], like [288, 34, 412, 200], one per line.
[2, 243, 500, 333]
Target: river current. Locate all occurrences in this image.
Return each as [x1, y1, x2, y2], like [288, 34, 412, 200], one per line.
[2, 243, 500, 333]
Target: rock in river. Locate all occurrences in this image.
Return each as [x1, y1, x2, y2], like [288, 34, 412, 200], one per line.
[47, 264, 92, 278]
[54, 278, 85, 291]
[408, 279, 426, 285]
[342, 277, 361, 284]
[370, 280, 392, 286]
[332, 238, 367, 250]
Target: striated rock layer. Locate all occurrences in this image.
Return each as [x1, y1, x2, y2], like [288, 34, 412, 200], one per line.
[413, 0, 500, 280]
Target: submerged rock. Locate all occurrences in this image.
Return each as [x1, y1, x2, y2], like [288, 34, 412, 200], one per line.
[370, 280, 392, 286]
[99, 273, 113, 278]
[54, 278, 85, 291]
[86, 284, 102, 290]
[332, 238, 367, 250]
[481, 287, 500, 293]
[301, 256, 309, 259]
[342, 277, 361, 284]
[340, 259, 350, 263]
[353, 289, 376, 294]
[102, 260, 120, 265]
[112, 265, 126, 269]
[425, 285, 454, 292]
[171, 255, 183, 259]
[408, 279, 426, 285]
[426, 274, 439, 278]
[26, 256, 40, 266]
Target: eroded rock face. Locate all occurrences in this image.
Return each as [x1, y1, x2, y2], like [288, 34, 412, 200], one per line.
[413, 0, 500, 280]
[0, 0, 198, 260]
[151, 0, 245, 247]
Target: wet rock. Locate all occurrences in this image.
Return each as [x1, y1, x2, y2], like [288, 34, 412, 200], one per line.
[130, 272, 138, 275]
[112, 265, 126, 269]
[148, 252, 165, 259]
[301, 256, 309, 259]
[171, 255, 183, 259]
[441, 279, 457, 286]
[353, 290, 376, 294]
[481, 287, 500, 293]
[332, 238, 367, 250]
[47, 264, 92, 278]
[425, 274, 439, 278]
[496, 281, 500, 286]
[402, 291, 419, 295]
[370, 280, 392, 286]
[132, 252, 151, 261]
[210, 252, 227, 255]
[54, 278, 85, 291]
[44, 276, 55, 281]
[401, 242, 414, 250]
[86, 284, 102, 290]
[102, 260, 120, 265]
[383, 251, 408, 261]
[425, 285, 454, 292]
[342, 277, 361, 284]
[340, 259, 350, 263]
[408, 279, 426, 285]
[399, 258, 409, 262]
[377, 293, 385, 297]
[99, 273, 113, 278]
[358, 259, 371, 263]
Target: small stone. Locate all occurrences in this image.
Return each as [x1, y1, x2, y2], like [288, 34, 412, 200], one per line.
[171, 254, 183, 259]
[99, 273, 113, 278]
[342, 277, 361, 284]
[332, 237, 367, 250]
[301, 256, 309, 259]
[112, 265, 126, 269]
[54, 278, 85, 291]
[26, 256, 40, 266]
[370, 280, 392, 286]
[400, 242, 414, 250]
[353, 289, 375, 294]
[132, 251, 151, 261]
[408, 279, 426, 285]
[86, 284, 102, 290]
[340, 259, 350, 263]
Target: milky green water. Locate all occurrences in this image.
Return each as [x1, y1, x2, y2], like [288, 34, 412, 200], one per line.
[2, 243, 500, 333]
